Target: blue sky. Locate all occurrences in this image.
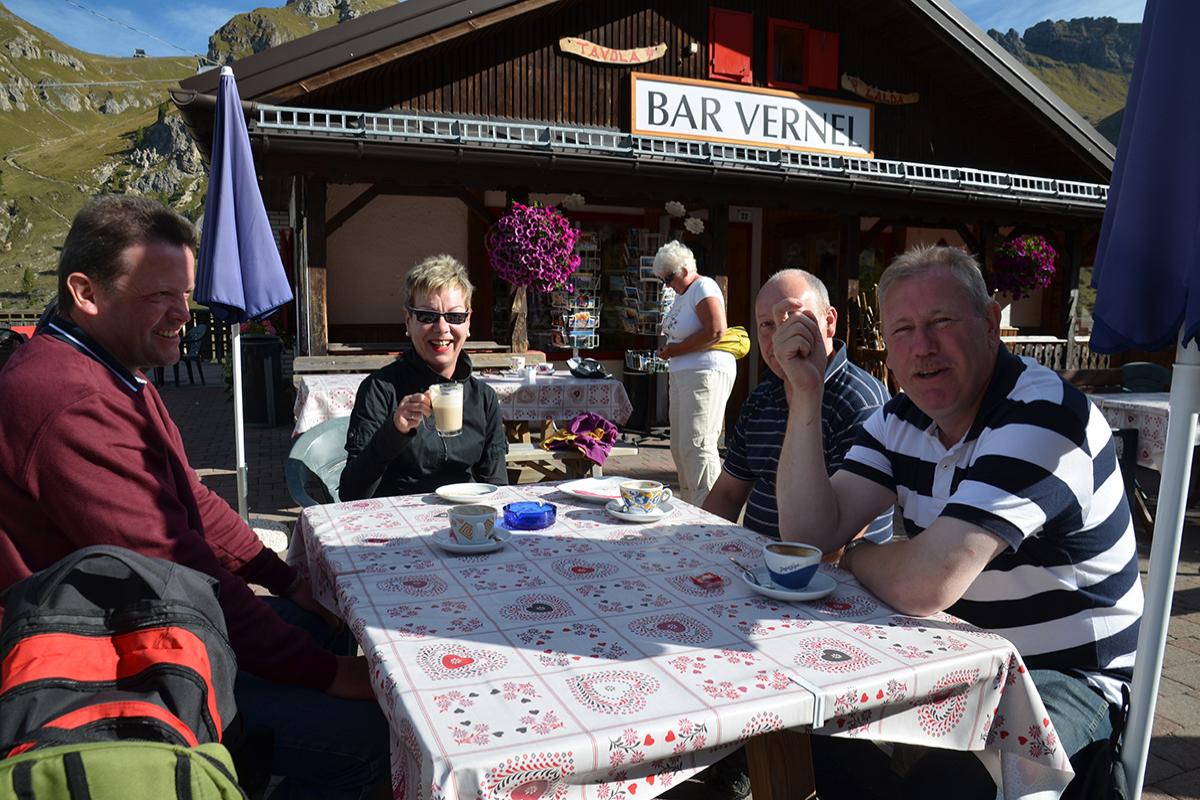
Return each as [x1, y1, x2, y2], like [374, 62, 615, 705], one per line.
[4, 0, 1149, 59]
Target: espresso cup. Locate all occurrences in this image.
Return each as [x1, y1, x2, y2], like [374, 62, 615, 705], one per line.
[447, 504, 498, 545]
[762, 542, 823, 590]
[619, 480, 673, 515]
[428, 382, 463, 438]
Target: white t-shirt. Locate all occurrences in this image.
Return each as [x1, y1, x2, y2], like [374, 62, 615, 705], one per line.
[661, 275, 737, 375]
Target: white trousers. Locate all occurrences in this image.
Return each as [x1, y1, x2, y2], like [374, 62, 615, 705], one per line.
[668, 368, 735, 506]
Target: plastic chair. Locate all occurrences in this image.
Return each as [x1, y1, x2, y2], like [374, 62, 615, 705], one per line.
[177, 324, 209, 386]
[286, 417, 351, 508]
[1120, 361, 1171, 393]
[0, 327, 28, 372]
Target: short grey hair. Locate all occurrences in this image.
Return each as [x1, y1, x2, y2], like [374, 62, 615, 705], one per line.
[761, 268, 830, 313]
[877, 245, 991, 316]
[652, 240, 696, 281]
[402, 254, 474, 308]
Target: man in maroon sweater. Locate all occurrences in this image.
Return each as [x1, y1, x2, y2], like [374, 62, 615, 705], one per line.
[0, 196, 387, 798]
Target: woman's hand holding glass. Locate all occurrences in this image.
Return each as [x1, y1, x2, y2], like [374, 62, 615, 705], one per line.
[391, 391, 432, 435]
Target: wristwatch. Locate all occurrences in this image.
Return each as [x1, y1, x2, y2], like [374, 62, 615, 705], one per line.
[838, 537, 873, 570]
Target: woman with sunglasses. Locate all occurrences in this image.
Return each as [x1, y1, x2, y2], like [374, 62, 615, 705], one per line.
[339, 255, 507, 499]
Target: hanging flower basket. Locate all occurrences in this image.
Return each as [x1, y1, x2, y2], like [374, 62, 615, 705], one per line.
[485, 202, 581, 351]
[988, 234, 1058, 302]
[485, 202, 581, 294]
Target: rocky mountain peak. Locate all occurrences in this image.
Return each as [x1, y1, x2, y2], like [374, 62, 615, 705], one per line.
[988, 16, 1140, 73]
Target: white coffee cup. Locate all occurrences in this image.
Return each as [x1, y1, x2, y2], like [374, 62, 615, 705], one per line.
[762, 542, 823, 590]
[428, 383, 463, 438]
[510, 355, 526, 372]
[448, 504, 498, 545]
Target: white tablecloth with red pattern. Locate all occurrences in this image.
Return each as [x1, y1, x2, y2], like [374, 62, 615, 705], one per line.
[1091, 391, 1200, 470]
[292, 483, 1073, 800]
[292, 373, 633, 437]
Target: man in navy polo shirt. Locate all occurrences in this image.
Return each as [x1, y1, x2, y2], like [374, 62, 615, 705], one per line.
[773, 245, 1143, 797]
[703, 268, 892, 545]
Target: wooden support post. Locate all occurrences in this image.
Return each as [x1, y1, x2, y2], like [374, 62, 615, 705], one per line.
[303, 177, 328, 356]
[745, 731, 817, 800]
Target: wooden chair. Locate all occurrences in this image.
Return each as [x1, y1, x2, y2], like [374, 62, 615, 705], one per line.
[286, 417, 350, 508]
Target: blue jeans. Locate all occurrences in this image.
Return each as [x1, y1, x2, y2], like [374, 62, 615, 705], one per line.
[811, 669, 1119, 799]
[234, 598, 390, 800]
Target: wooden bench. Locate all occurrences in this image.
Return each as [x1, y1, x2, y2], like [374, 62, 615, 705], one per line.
[505, 441, 639, 483]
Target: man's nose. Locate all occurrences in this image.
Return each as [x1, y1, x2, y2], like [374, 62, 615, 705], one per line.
[912, 325, 938, 354]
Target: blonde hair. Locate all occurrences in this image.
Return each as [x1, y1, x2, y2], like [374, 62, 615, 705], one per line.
[652, 240, 696, 281]
[402, 254, 473, 307]
[878, 244, 991, 316]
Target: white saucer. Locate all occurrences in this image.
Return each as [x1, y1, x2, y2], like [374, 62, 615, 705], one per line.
[560, 476, 629, 504]
[740, 567, 836, 602]
[435, 483, 500, 504]
[429, 526, 512, 554]
[604, 499, 675, 524]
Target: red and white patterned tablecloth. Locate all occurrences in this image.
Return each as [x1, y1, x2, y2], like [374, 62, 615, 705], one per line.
[292, 373, 633, 437]
[1090, 391, 1200, 470]
[293, 483, 1073, 800]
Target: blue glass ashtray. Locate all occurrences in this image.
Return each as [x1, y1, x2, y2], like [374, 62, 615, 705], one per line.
[503, 501, 557, 530]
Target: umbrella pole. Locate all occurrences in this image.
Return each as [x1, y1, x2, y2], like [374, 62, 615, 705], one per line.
[231, 323, 249, 522]
[1122, 336, 1200, 798]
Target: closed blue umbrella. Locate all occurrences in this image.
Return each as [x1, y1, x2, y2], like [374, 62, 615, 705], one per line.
[195, 65, 294, 521]
[1089, 2, 1200, 796]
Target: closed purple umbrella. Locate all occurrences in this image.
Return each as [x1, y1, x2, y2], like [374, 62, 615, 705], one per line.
[195, 65, 294, 521]
[1089, 2, 1200, 796]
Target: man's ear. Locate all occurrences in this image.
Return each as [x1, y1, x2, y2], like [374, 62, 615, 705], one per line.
[65, 272, 101, 317]
[824, 306, 838, 340]
[984, 299, 1002, 341]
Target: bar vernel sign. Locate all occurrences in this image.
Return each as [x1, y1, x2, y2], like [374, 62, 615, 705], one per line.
[630, 73, 873, 158]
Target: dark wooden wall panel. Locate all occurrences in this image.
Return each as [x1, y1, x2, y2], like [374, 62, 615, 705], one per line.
[301, 0, 1104, 181]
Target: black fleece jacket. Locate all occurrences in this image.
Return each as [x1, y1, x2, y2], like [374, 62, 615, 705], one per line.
[338, 348, 508, 499]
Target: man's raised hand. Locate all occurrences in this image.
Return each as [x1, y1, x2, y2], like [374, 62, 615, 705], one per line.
[771, 298, 827, 392]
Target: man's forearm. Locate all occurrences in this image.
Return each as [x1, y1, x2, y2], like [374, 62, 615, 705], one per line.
[775, 393, 843, 549]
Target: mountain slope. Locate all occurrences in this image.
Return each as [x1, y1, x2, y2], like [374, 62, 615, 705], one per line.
[0, 2, 198, 304]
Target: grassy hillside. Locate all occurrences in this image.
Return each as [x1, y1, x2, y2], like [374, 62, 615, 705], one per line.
[0, 3, 195, 307]
[208, 0, 396, 63]
[1022, 52, 1131, 130]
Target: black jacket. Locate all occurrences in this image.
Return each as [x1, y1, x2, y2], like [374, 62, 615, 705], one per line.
[338, 348, 508, 499]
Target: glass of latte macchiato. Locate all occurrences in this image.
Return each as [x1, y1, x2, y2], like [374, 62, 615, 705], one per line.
[762, 542, 823, 590]
[428, 383, 464, 437]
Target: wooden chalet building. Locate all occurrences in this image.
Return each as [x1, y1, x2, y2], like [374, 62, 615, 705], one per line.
[172, 0, 1113, 414]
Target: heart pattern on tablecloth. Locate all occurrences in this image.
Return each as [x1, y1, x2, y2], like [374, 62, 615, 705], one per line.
[626, 613, 713, 646]
[499, 593, 576, 622]
[793, 636, 879, 674]
[376, 573, 449, 597]
[567, 669, 661, 715]
[550, 557, 619, 580]
[917, 668, 979, 738]
[417, 643, 507, 681]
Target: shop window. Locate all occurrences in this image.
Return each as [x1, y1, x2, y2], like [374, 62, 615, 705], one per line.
[709, 7, 752, 84]
[768, 18, 839, 91]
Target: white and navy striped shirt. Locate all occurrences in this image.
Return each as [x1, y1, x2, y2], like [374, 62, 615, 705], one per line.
[724, 342, 893, 542]
[842, 347, 1142, 704]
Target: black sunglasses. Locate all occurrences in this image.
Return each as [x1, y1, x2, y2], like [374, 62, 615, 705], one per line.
[407, 306, 470, 325]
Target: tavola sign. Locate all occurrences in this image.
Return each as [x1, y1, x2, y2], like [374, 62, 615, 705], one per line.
[630, 73, 873, 158]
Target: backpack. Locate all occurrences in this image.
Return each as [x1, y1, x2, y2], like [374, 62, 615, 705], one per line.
[0, 741, 246, 800]
[0, 545, 246, 797]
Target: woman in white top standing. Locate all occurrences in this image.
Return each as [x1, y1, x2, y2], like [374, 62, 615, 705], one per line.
[654, 240, 737, 505]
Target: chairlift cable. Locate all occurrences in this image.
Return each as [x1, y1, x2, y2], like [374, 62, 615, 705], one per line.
[57, 0, 219, 66]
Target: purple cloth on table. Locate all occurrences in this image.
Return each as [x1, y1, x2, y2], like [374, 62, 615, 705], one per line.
[543, 412, 619, 466]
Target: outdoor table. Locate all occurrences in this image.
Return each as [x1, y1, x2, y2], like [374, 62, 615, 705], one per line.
[1090, 391, 1200, 470]
[292, 372, 634, 437]
[291, 482, 1074, 800]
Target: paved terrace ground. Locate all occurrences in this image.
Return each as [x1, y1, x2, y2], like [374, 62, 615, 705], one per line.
[166, 361, 1200, 799]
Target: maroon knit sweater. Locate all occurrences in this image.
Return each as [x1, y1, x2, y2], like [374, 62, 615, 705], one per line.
[0, 331, 336, 690]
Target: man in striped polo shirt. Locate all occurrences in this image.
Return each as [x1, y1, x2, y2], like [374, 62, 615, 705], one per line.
[703, 269, 893, 546]
[774, 245, 1143, 797]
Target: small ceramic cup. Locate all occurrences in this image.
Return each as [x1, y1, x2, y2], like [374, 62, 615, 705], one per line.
[510, 355, 526, 372]
[762, 542, 823, 590]
[448, 504, 499, 545]
[619, 480, 673, 515]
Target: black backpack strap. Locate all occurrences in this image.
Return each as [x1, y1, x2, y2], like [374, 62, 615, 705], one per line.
[175, 751, 193, 800]
[11, 761, 34, 800]
[62, 751, 93, 800]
